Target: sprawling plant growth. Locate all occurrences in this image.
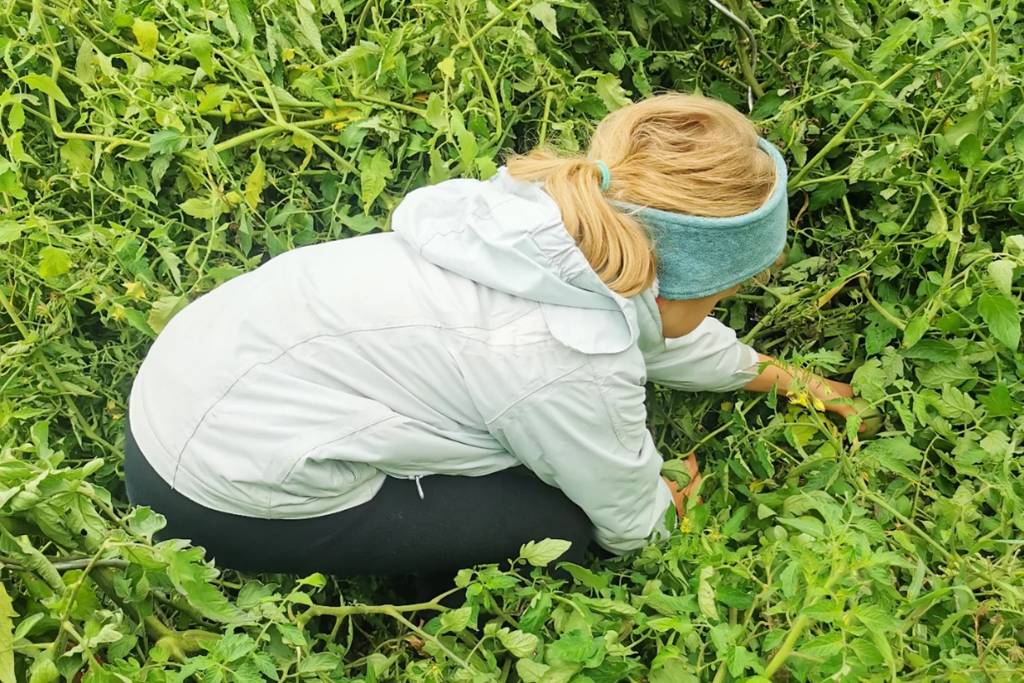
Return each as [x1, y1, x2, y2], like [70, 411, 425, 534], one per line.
[0, 0, 1022, 680]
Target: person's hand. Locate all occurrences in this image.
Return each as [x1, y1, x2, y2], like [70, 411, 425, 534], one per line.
[663, 452, 701, 518]
[816, 380, 882, 437]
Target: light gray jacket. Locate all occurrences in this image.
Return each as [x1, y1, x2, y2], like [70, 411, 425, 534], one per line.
[128, 169, 758, 553]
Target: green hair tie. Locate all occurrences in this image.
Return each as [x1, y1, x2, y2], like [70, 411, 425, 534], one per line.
[595, 160, 612, 192]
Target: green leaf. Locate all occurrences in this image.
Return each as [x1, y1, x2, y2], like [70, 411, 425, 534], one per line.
[958, 133, 982, 168]
[661, 459, 691, 487]
[778, 516, 825, 538]
[181, 195, 227, 220]
[697, 566, 719, 620]
[497, 628, 539, 657]
[132, 18, 159, 57]
[515, 659, 550, 683]
[595, 73, 631, 111]
[228, 0, 256, 49]
[245, 153, 266, 210]
[988, 259, 1015, 297]
[295, 0, 324, 53]
[164, 544, 247, 623]
[529, 2, 559, 37]
[519, 538, 572, 567]
[197, 84, 231, 113]
[438, 606, 471, 633]
[559, 562, 610, 590]
[861, 437, 922, 478]
[0, 582, 15, 683]
[149, 129, 187, 155]
[7, 102, 24, 131]
[147, 295, 187, 334]
[188, 33, 217, 76]
[22, 74, 71, 107]
[437, 57, 456, 80]
[902, 316, 928, 348]
[359, 151, 393, 213]
[37, 246, 71, 278]
[982, 382, 1014, 417]
[0, 221, 22, 244]
[870, 18, 916, 71]
[977, 292, 1021, 349]
[424, 92, 447, 130]
[547, 629, 598, 664]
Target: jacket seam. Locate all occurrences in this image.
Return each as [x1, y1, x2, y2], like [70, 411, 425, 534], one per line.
[269, 414, 404, 517]
[170, 320, 551, 482]
[483, 361, 590, 426]
[587, 358, 636, 451]
[413, 195, 522, 253]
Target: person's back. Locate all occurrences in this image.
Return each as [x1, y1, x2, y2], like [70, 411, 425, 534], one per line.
[126, 92, 867, 577]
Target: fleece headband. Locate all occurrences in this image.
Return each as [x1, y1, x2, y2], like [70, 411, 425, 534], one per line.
[610, 138, 789, 300]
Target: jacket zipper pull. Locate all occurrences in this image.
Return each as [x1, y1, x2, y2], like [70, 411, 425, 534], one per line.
[414, 475, 425, 500]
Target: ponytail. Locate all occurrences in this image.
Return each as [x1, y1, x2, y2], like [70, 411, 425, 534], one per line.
[505, 150, 656, 297]
[508, 93, 775, 298]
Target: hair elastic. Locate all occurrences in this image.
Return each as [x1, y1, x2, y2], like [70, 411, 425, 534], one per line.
[594, 160, 612, 192]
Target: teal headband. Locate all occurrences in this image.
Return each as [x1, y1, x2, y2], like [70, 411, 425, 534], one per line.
[612, 138, 789, 300]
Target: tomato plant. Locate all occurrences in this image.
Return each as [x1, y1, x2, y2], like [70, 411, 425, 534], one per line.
[0, 0, 1022, 681]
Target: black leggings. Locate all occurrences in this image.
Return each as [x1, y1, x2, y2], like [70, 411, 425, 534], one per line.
[123, 425, 593, 576]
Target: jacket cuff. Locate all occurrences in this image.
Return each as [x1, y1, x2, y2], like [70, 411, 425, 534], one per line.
[594, 476, 676, 555]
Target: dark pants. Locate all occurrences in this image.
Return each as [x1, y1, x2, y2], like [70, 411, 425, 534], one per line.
[123, 424, 592, 577]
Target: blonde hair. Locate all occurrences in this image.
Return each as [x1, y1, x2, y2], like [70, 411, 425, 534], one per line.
[506, 93, 776, 296]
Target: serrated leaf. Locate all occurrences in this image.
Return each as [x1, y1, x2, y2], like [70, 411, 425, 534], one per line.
[424, 92, 447, 130]
[438, 606, 471, 633]
[661, 459, 691, 487]
[595, 73, 630, 111]
[149, 129, 187, 156]
[978, 292, 1021, 349]
[188, 33, 216, 76]
[181, 195, 227, 219]
[22, 74, 71, 107]
[165, 544, 247, 623]
[228, 0, 256, 48]
[515, 658, 550, 682]
[359, 151, 392, 213]
[988, 259, 1015, 297]
[437, 57, 455, 80]
[697, 566, 719, 620]
[244, 153, 266, 210]
[498, 628, 539, 657]
[295, 0, 324, 53]
[529, 2, 559, 37]
[0, 583, 15, 683]
[132, 18, 159, 57]
[0, 221, 22, 244]
[902, 316, 928, 348]
[37, 246, 71, 278]
[147, 295, 187, 334]
[958, 133, 982, 168]
[519, 538, 572, 567]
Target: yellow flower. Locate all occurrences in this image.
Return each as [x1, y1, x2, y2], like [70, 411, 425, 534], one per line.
[679, 516, 692, 533]
[789, 392, 810, 408]
[282, 47, 296, 62]
[123, 280, 146, 300]
[111, 304, 126, 321]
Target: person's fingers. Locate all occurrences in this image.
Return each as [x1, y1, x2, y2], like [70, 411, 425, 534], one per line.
[681, 452, 702, 499]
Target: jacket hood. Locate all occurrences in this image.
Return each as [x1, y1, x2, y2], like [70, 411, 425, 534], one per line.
[391, 168, 641, 354]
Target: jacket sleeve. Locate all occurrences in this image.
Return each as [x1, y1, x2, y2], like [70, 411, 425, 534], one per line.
[486, 361, 675, 555]
[644, 316, 760, 392]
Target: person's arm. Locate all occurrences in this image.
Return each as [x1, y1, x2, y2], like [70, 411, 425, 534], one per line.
[487, 363, 675, 554]
[744, 353, 866, 423]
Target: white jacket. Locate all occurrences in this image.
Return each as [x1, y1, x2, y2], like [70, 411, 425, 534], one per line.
[128, 169, 758, 553]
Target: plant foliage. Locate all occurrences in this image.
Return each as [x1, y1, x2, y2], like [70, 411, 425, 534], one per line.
[1, 0, 1023, 680]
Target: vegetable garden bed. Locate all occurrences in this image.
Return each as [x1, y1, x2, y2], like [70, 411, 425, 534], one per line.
[0, 0, 1022, 680]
